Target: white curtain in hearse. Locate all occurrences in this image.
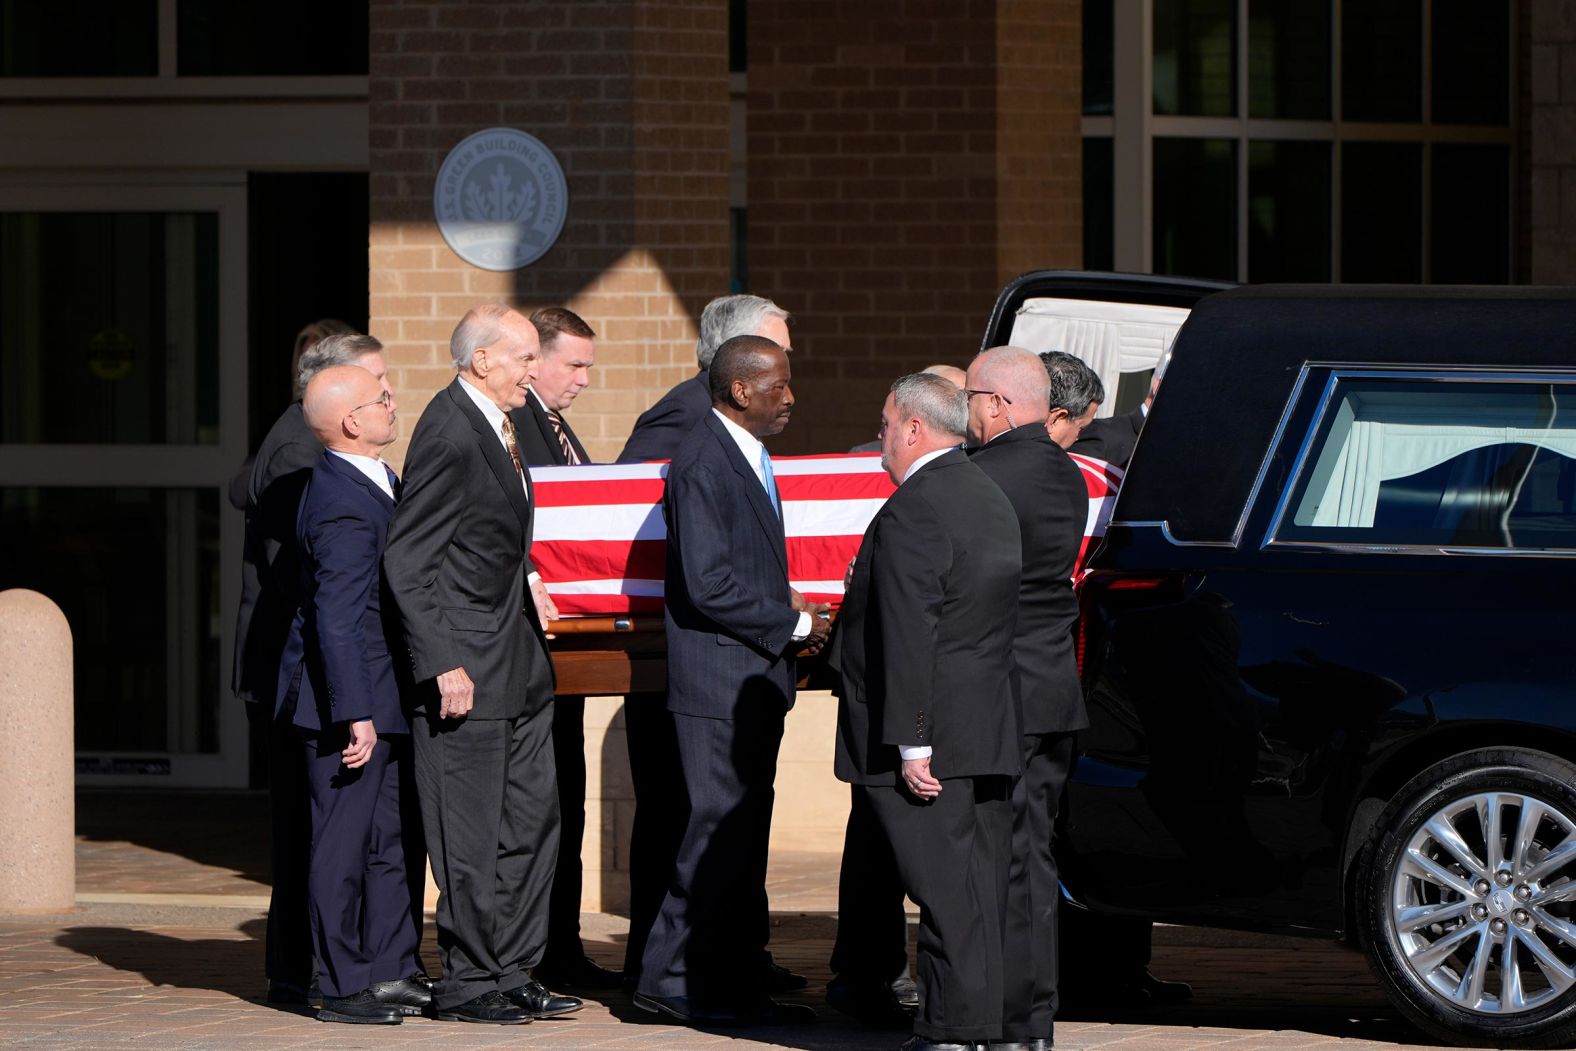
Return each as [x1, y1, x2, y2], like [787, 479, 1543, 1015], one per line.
[1296, 388, 1576, 529]
[1007, 297, 1190, 418]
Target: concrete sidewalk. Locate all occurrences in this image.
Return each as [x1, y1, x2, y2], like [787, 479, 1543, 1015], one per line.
[0, 791, 1453, 1050]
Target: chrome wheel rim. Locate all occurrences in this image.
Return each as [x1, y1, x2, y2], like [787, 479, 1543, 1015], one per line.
[1391, 790, 1576, 1015]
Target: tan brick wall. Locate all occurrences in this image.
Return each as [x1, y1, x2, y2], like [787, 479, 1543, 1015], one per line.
[368, 0, 731, 469]
[746, 0, 1083, 455]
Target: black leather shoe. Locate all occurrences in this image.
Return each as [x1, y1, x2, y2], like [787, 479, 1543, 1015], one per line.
[764, 960, 808, 992]
[988, 1039, 1051, 1051]
[1139, 970, 1192, 1004]
[534, 954, 624, 990]
[739, 998, 817, 1025]
[890, 975, 920, 1008]
[633, 992, 742, 1025]
[369, 975, 432, 1016]
[826, 977, 912, 1027]
[505, 979, 583, 1018]
[900, 1038, 982, 1051]
[435, 989, 532, 1024]
[318, 988, 403, 1024]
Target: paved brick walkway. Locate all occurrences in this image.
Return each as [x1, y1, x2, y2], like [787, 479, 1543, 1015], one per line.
[0, 792, 1462, 1050]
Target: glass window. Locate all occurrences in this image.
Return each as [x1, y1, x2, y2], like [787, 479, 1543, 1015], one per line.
[0, 213, 220, 444]
[177, 0, 367, 76]
[1083, 137, 1114, 271]
[1248, 140, 1331, 282]
[1083, 0, 1114, 116]
[1431, 144, 1510, 284]
[1433, 1, 1510, 126]
[1279, 380, 1576, 550]
[0, 0, 157, 76]
[1341, 142, 1422, 282]
[1341, 0, 1421, 122]
[1247, 0, 1330, 119]
[1153, 137, 1237, 281]
[1153, 0, 1237, 117]
[0, 487, 222, 753]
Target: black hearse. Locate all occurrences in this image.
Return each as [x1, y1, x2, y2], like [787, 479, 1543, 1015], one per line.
[984, 276, 1576, 1048]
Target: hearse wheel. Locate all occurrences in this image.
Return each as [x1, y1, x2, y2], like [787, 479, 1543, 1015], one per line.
[1358, 749, 1576, 1048]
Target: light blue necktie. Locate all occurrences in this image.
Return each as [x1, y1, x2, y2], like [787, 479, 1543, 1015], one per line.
[759, 446, 781, 518]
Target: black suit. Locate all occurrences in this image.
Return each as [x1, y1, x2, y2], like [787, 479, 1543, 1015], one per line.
[1071, 404, 1144, 467]
[969, 424, 1090, 1042]
[232, 402, 318, 992]
[278, 451, 420, 999]
[384, 378, 558, 1011]
[831, 449, 1022, 1044]
[637, 412, 801, 1008]
[617, 372, 711, 463]
[507, 393, 597, 973]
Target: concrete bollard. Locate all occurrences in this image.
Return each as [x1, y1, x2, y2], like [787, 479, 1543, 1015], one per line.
[0, 589, 75, 913]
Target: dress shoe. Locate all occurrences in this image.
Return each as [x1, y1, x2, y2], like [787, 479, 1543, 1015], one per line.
[764, 960, 809, 992]
[633, 991, 743, 1025]
[317, 988, 403, 1025]
[890, 975, 920, 1009]
[505, 978, 583, 1018]
[989, 1039, 1052, 1051]
[266, 979, 322, 1008]
[740, 998, 817, 1025]
[826, 977, 913, 1027]
[435, 989, 532, 1024]
[369, 974, 432, 1016]
[1139, 970, 1192, 1004]
[534, 954, 624, 990]
[900, 1037, 982, 1051]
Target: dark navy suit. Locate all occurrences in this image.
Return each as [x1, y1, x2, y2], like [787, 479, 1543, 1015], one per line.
[278, 450, 420, 1000]
[616, 371, 711, 463]
[637, 412, 800, 1008]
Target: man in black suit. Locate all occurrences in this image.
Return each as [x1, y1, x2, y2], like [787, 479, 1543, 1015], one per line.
[832, 371, 1027, 1051]
[232, 332, 396, 1005]
[617, 294, 791, 463]
[504, 306, 619, 991]
[1038, 351, 1105, 454]
[383, 304, 582, 1026]
[965, 347, 1091, 1051]
[832, 372, 1023, 1051]
[632, 335, 828, 1026]
[278, 365, 428, 1025]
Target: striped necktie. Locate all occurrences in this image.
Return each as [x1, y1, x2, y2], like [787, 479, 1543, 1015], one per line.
[549, 411, 580, 465]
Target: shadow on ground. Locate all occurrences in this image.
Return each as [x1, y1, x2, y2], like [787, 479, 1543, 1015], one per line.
[76, 788, 274, 886]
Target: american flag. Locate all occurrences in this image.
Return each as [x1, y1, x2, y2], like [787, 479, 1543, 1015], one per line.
[530, 451, 1124, 616]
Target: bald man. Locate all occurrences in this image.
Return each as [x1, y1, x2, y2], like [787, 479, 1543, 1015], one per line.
[277, 366, 429, 1025]
[965, 347, 1088, 1051]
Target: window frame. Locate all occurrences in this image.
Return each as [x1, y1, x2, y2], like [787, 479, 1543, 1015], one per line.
[1262, 367, 1576, 557]
[1084, 0, 1519, 282]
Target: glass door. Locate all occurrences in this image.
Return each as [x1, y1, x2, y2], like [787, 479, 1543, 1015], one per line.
[0, 180, 248, 786]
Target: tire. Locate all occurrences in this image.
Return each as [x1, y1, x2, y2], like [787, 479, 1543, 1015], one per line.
[1356, 748, 1576, 1048]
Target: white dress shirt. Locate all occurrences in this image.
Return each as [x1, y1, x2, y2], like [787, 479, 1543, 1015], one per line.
[329, 450, 396, 501]
[710, 409, 811, 641]
[897, 445, 953, 761]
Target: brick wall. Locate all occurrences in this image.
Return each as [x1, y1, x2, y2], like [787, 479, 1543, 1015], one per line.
[1530, 1, 1576, 283]
[746, 0, 1083, 454]
[368, 0, 731, 468]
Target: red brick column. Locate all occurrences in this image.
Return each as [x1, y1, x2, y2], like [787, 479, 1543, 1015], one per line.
[747, 0, 1083, 454]
[369, 0, 730, 466]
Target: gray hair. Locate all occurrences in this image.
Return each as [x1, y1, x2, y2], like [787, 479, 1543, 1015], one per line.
[891, 372, 968, 439]
[295, 332, 381, 398]
[697, 294, 790, 369]
[451, 303, 515, 371]
[1040, 351, 1105, 418]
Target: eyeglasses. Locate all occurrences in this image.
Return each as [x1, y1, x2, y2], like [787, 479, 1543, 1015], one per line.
[349, 391, 393, 414]
[964, 389, 1013, 405]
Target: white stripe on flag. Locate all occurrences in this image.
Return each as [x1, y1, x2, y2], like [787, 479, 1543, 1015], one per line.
[535, 503, 666, 541]
[781, 498, 887, 537]
[547, 578, 666, 596]
[530, 462, 669, 482]
[789, 579, 846, 594]
[772, 456, 887, 476]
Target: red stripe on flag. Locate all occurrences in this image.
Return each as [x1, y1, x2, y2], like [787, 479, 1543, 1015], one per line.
[532, 478, 668, 507]
[532, 538, 665, 583]
[776, 472, 896, 501]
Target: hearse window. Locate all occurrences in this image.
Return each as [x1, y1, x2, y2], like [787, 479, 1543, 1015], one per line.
[1277, 379, 1576, 550]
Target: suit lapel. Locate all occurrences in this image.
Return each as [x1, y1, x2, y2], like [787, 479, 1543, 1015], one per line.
[704, 413, 789, 575]
[447, 380, 532, 538]
[321, 450, 397, 513]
